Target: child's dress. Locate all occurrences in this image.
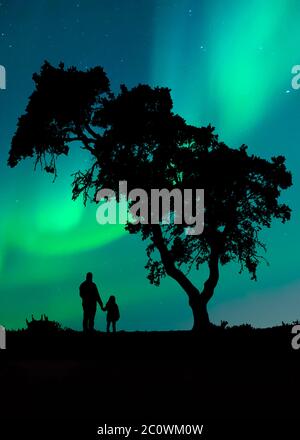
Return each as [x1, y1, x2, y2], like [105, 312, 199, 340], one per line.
[106, 303, 120, 322]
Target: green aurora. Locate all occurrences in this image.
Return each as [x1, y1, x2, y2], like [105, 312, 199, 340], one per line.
[0, 0, 299, 330]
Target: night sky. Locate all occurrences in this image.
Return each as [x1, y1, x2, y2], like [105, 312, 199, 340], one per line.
[0, 0, 299, 331]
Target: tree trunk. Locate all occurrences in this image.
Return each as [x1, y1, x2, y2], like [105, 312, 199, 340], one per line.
[151, 225, 220, 332]
[189, 294, 210, 332]
[198, 246, 220, 329]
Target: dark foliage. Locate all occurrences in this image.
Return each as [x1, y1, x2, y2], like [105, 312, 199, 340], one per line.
[25, 314, 62, 334]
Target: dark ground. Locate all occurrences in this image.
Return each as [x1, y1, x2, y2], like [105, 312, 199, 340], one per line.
[1, 324, 300, 437]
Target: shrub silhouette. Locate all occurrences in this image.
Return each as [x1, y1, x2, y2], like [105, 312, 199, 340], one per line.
[25, 314, 62, 334]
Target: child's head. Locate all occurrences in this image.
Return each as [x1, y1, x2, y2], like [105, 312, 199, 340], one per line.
[108, 295, 116, 304]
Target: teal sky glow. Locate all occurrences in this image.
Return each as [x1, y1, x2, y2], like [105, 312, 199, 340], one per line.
[0, 0, 299, 330]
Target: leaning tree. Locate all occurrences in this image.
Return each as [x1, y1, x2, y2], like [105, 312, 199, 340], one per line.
[8, 62, 292, 331]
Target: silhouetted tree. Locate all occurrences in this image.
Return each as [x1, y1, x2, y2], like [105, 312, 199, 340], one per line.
[8, 62, 292, 331]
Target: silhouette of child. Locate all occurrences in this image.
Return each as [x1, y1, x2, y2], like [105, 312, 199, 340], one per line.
[103, 295, 120, 333]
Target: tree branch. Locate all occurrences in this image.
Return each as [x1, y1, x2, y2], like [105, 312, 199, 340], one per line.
[201, 246, 219, 303]
[85, 124, 100, 139]
[151, 224, 200, 299]
[73, 126, 97, 155]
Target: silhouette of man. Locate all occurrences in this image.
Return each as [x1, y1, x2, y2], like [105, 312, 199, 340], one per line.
[80, 272, 103, 332]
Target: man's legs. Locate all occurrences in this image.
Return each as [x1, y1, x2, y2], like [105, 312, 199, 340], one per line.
[112, 321, 116, 333]
[83, 307, 89, 332]
[88, 306, 97, 331]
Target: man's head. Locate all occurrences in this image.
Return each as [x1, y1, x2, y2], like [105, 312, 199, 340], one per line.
[86, 272, 93, 282]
